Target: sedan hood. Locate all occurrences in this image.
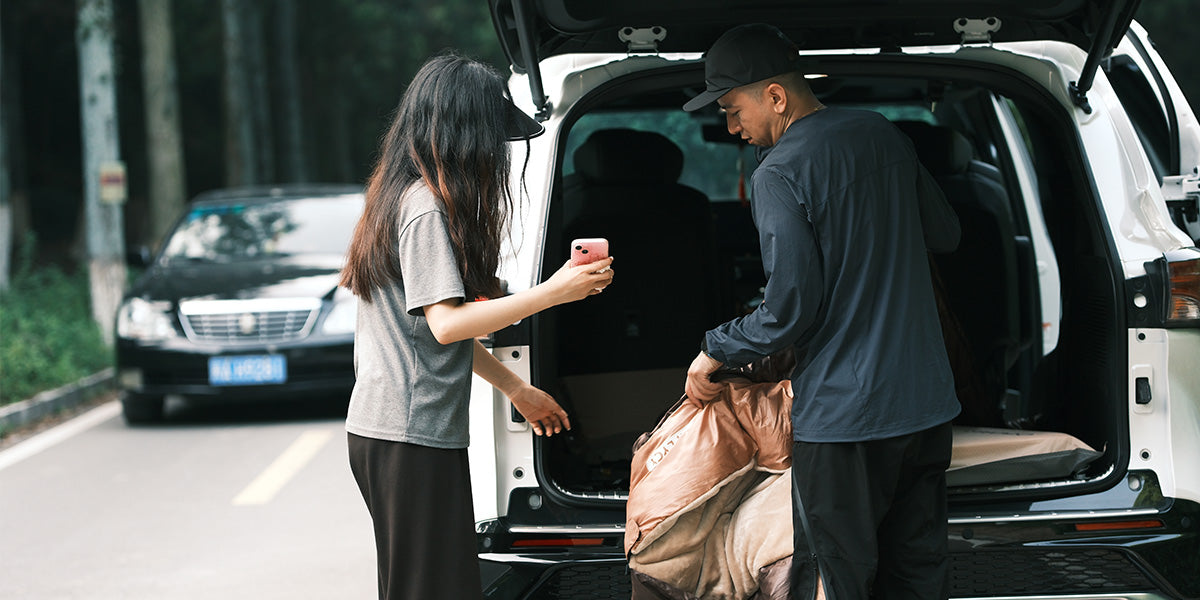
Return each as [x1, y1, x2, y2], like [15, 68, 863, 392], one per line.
[129, 257, 344, 305]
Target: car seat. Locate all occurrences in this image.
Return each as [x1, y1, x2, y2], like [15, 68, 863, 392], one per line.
[557, 128, 720, 375]
[895, 121, 1025, 426]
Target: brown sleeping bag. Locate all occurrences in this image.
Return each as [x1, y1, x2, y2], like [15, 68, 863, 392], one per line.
[626, 380, 794, 600]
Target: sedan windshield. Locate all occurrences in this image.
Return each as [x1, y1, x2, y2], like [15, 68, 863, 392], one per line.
[161, 195, 363, 263]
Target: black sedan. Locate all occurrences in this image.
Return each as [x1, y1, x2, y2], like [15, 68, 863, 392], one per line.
[115, 185, 363, 424]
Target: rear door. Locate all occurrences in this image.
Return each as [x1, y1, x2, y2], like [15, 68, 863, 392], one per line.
[489, 0, 1136, 123]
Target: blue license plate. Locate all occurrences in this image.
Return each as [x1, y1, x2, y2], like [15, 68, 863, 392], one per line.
[209, 355, 287, 386]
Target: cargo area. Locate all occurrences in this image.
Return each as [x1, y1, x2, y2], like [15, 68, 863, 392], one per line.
[531, 63, 1125, 504]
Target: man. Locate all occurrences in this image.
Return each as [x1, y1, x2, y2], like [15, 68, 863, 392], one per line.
[682, 24, 962, 600]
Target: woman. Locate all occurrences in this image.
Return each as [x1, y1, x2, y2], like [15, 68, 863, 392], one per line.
[340, 53, 615, 600]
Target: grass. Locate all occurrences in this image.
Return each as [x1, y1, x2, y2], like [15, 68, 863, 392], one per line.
[0, 236, 112, 406]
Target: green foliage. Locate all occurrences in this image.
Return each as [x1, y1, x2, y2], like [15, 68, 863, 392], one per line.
[0, 235, 112, 406]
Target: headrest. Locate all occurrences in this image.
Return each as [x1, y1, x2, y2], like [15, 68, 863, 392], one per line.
[892, 121, 973, 176]
[574, 129, 684, 185]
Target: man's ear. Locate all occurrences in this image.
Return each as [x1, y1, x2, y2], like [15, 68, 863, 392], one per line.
[765, 82, 788, 114]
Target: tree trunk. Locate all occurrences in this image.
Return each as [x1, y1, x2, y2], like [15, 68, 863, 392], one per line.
[244, 1, 275, 183]
[276, 0, 306, 182]
[138, 0, 187, 248]
[330, 57, 355, 183]
[222, 0, 256, 186]
[76, 0, 127, 346]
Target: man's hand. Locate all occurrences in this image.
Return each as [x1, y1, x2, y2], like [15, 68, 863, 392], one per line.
[684, 351, 724, 407]
[508, 384, 571, 436]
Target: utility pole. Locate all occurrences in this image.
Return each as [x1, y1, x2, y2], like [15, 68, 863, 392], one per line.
[77, 0, 127, 346]
[1, 14, 11, 292]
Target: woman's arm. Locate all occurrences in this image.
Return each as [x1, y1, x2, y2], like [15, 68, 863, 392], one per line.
[472, 339, 570, 436]
[424, 257, 614, 345]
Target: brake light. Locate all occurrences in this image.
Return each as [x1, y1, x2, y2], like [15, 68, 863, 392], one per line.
[1074, 519, 1164, 532]
[511, 538, 605, 548]
[1166, 249, 1200, 324]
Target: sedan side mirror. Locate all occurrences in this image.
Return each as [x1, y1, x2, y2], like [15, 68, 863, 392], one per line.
[126, 245, 154, 268]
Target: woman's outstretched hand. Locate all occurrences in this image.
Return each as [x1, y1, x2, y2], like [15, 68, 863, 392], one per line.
[508, 384, 572, 436]
[543, 257, 615, 304]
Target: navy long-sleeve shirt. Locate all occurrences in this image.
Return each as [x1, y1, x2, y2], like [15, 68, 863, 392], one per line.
[704, 107, 962, 442]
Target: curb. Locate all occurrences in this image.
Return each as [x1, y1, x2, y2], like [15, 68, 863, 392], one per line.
[0, 368, 116, 434]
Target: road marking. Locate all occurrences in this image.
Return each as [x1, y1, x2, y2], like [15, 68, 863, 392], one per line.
[0, 400, 122, 473]
[233, 429, 332, 506]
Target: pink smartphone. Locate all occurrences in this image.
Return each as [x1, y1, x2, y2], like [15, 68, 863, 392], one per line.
[570, 238, 609, 267]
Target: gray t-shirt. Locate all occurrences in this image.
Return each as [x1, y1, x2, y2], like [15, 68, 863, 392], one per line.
[345, 183, 474, 448]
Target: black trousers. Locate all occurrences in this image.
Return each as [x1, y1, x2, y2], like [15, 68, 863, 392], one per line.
[789, 422, 953, 600]
[347, 433, 482, 600]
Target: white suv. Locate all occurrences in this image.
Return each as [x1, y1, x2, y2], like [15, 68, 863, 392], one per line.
[468, 2, 1200, 598]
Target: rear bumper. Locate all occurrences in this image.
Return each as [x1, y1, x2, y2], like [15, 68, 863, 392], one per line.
[477, 496, 1199, 599]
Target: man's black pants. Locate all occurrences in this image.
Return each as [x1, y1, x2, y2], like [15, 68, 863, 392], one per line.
[789, 421, 953, 600]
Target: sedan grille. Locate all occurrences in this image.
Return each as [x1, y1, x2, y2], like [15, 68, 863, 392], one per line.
[179, 298, 321, 344]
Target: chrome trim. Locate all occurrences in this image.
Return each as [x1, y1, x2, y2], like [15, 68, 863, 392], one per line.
[550, 489, 628, 503]
[478, 553, 623, 565]
[178, 298, 321, 344]
[949, 464, 1117, 495]
[507, 524, 625, 535]
[179, 298, 321, 314]
[948, 507, 1160, 525]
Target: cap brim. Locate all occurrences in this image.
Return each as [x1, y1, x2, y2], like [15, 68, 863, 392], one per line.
[504, 98, 545, 141]
[682, 87, 729, 112]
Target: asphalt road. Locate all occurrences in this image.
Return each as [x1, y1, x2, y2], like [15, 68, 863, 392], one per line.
[0, 395, 377, 599]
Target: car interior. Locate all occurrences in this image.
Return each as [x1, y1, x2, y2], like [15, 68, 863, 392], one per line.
[530, 58, 1125, 504]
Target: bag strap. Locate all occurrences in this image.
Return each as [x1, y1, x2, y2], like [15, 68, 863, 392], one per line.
[652, 394, 690, 433]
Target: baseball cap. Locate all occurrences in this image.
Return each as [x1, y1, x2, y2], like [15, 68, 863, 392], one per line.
[504, 96, 545, 141]
[682, 24, 802, 112]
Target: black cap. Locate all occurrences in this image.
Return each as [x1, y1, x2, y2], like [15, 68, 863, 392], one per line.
[683, 24, 801, 112]
[504, 97, 545, 141]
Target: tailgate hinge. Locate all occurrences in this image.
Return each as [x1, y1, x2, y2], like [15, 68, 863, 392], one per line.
[619, 26, 667, 53]
[954, 17, 1001, 45]
[1162, 167, 1200, 224]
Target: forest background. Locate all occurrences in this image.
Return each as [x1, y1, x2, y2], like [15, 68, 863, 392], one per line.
[0, 0, 1196, 403]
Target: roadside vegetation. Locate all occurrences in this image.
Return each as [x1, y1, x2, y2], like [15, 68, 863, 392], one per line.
[0, 236, 111, 406]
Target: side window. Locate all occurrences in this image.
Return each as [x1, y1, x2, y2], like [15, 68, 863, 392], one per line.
[995, 95, 1062, 356]
[1002, 98, 1038, 167]
[563, 110, 747, 200]
[1107, 54, 1172, 180]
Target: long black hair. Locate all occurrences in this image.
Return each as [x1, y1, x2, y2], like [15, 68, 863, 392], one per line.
[342, 52, 520, 302]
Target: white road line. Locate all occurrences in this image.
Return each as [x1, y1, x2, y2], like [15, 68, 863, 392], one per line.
[232, 429, 332, 506]
[0, 400, 123, 473]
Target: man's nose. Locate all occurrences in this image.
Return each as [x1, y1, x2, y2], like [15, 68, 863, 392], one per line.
[726, 114, 739, 134]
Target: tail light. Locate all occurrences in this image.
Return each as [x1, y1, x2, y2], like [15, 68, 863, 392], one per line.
[1165, 248, 1200, 325]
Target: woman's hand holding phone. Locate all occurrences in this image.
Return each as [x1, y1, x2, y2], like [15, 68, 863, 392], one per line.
[544, 255, 614, 303]
[539, 239, 610, 303]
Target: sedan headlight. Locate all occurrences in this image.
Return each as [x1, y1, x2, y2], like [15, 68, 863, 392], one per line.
[321, 289, 358, 335]
[116, 297, 175, 341]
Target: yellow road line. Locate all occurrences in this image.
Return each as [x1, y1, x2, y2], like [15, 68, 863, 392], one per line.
[233, 430, 332, 506]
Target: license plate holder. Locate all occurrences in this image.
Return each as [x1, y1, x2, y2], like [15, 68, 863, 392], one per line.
[209, 355, 287, 386]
